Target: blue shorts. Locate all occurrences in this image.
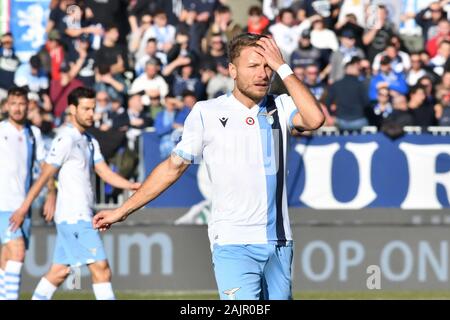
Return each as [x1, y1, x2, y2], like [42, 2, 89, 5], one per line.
[53, 220, 107, 267]
[0, 211, 31, 249]
[212, 242, 293, 300]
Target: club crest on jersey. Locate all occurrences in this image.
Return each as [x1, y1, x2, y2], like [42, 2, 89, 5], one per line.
[245, 117, 255, 125]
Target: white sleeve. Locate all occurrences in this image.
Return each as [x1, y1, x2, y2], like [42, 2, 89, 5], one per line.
[92, 138, 104, 164]
[276, 94, 299, 131]
[45, 135, 72, 168]
[172, 104, 205, 163]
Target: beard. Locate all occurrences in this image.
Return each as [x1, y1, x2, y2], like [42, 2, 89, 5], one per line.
[236, 79, 268, 102]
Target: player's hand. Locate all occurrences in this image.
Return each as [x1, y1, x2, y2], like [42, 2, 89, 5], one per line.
[93, 209, 127, 232]
[43, 191, 56, 223]
[255, 36, 285, 71]
[129, 182, 141, 191]
[9, 207, 28, 232]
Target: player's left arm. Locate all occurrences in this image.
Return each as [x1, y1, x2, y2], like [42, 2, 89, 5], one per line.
[9, 163, 59, 231]
[95, 161, 141, 191]
[255, 37, 325, 131]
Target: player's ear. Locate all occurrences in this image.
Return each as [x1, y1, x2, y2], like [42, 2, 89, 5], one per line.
[229, 62, 237, 80]
[69, 104, 77, 116]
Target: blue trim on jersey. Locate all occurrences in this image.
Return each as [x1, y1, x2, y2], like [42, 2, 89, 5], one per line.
[288, 110, 298, 131]
[173, 149, 195, 162]
[24, 127, 33, 193]
[94, 158, 104, 164]
[48, 162, 61, 169]
[265, 95, 286, 245]
[257, 99, 278, 241]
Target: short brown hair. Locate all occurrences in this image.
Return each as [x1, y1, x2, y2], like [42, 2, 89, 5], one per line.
[228, 33, 268, 63]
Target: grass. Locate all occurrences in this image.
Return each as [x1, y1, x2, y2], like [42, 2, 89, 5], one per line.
[19, 291, 450, 300]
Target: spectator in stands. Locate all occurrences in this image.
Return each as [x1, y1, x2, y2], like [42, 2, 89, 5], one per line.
[380, 94, 414, 138]
[290, 29, 326, 70]
[206, 60, 234, 99]
[94, 90, 112, 130]
[408, 84, 437, 127]
[371, 87, 394, 127]
[50, 61, 83, 121]
[406, 52, 428, 86]
[165, 31, 198, 69]
[329, 28, 365, 83]
[130, 58, 169, 105]
[304, 64, 325, 101]
[123, 92, 153, 129]
[326, 57, 370, 130]
[372, 44, 411, 74]
[310, 16, 339, 52]
[128, 12, 154, 62]
[416, 1, 446, 44]
[202, 33, 228, 71]
[94, 64, 127, 105]
[334, 13, 365, 50]
[147, 91, 164, 123]
[95, 24, 126, 75]
[429, 40, 450, 76]
[134, 38, 166, 77]
[14, 55, 50, 99]
[203, 5, 242, 49]
[426, 19, 450, 57]
[369, 56, 409, 101]
[142, 10, 176, 54]
[244, 6, 270, 35]
[155, 94, 183, 158]
[269, 8, 298, 61]
[85, 0, 129, 44]
[66, 33, 96, 88]
[181, 0, 220, 54]
[0, 32, 20, 99]
[174, 90, 197, 126]
[363, 5, 397, 62]
[37, 30, 65, 85]
[171, 63, 205, 99]
[54, 2, 102, 53]
[418, 75, 438, 105]
[435, 71, 450, 125]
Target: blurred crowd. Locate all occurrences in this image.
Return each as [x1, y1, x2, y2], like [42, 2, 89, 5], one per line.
[0, 0, 450, 185]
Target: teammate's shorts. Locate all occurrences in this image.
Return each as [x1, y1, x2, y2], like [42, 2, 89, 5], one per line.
[0, 211, 31, 248]
[53, 220, 107, 266]
[212, 242, 293, 300]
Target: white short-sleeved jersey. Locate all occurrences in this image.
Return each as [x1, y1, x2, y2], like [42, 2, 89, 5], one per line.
[173, 93, 299, 247]
[0, 120, 46, 212]
[45, 124, 104, 224]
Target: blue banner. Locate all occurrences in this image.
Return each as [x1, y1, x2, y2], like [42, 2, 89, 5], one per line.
[10, 0, 50, 62]
[143, 132, 450, 209]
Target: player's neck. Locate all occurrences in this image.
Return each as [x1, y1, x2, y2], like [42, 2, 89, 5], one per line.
[8, 118, 25, 131]
[232, 89, 262, 109]
[71, 120, 86, 134]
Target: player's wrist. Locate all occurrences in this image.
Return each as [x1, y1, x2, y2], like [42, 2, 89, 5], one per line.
[276, 63, 293, 80]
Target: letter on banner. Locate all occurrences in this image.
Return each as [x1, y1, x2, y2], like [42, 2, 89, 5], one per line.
[400, 143, 450, 209]
[297, 142, 378, 209]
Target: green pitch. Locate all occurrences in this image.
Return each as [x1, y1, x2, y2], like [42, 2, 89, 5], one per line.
[19, 291, 450, 300]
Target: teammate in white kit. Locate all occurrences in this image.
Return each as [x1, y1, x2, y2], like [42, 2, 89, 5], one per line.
[0, 87, 52, 300]
[93, 33, 325, 300]
[10, 87, 140, 300]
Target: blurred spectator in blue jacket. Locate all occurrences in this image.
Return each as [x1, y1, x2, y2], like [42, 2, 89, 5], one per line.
[369, 56, 409, 101]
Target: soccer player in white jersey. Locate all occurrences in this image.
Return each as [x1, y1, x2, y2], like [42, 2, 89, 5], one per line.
[0, 87, 52, 300]
[93, 33, 325, 300]
[10, 87, 140, 300]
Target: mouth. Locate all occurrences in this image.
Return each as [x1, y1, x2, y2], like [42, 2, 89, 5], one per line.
[254, 83, 269, 88]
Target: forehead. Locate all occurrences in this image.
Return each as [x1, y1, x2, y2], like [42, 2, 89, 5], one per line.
[8, 94, 27, 102]
[236, 46, 265, 64]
